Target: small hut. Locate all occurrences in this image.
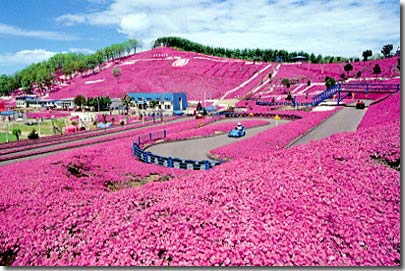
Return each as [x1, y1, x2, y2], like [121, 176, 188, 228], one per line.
[290, 56, 308, 63]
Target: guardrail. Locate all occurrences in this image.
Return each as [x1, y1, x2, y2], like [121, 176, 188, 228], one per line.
[132, 142, 221, 170]
[132, 129, 222, 170]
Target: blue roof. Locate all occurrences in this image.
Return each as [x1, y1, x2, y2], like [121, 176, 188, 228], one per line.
[127, 92, 186, 100]
[205, 106, 217, 112]
[0, 110, 16, 116]
[97, 123, 112, 128]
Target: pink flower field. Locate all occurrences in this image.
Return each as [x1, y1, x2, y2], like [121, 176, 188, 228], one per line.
[0, 89, 400, 266]
[43, 47, 399, 103]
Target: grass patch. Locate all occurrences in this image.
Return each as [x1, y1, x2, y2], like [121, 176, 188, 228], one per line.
[0, 246, 18, 266]
[371, 155, 400, 171]
[9, 119, 69, 138]
[0, 133, 17, 143]
[66, 162, 90, 178]
[105, 173, 172, 191]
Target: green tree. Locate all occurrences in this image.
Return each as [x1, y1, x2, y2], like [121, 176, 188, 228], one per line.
[325, 76, 336, 89]
[0, 75, 14, 95]
[112, 67, 121, 84]
[27, 129, 39, 140]
[373, 63, 381, 79]
[74, 95, 86, 109]
[149, 100, 159, 109]
[121, 93, 133, 114]
[12, 128, 22, 141]
[381, 44, 393, 58]
[362, 50, 372, 61]
[98, 96, 112, 110]
[344, 63, 353, 77]
[340, 73, 346, 82]
[51, 118, 65, 135]
[281, 78, 291, 90]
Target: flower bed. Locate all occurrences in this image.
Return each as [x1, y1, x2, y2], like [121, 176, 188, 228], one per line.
[0, 112, 399, 266]
[0, 91, 399, 266]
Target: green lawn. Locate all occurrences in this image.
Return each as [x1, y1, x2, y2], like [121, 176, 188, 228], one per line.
[10, 119, 67, 136]
[0, 132, 17, 143]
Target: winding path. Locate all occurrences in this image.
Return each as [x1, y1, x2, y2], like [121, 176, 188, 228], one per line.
[288, 101, 373, 147]
[146, 118, 289, 161]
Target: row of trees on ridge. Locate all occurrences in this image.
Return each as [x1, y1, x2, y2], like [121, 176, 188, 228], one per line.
[0, 39, 140, 96]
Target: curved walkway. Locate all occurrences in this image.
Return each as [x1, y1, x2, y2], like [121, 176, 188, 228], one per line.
[146, 118, 289, 162]
[288, 101, 373, 148]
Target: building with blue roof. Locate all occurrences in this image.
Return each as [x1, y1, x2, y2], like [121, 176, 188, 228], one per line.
[127, 92, 187, 112]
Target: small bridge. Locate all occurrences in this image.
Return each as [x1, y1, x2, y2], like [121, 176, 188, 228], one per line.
[254, 82, 400, 108]
[312, 82, 400, 106]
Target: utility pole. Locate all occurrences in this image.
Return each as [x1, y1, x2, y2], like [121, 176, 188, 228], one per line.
[5, 116, 9, 143]
[37, 118, 41, 136]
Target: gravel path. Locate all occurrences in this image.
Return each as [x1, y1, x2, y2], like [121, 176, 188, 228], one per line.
[147, 118, 289, 161]
[288, 101, 373, 148]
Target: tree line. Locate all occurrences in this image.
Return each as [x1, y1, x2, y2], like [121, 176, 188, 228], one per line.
[153, 36, 352, 64]
[155, 37, 398, 69]
[0, 39, 140, 96]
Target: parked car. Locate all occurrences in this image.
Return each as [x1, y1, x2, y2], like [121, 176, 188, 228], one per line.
[356, 100, 365, 109]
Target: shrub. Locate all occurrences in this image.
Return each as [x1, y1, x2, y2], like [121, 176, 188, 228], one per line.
[11, 128, 22, 141]
[27, 129, 39, 140]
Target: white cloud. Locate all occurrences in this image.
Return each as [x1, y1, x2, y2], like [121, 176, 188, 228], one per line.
[86, 0, 109, 3]
[55, 14, 87, 26]
[67, 48, 95, 54]
[0, 23, 76, 41]
[118, 13, 151, 37]
[54, 0, 400, 57]
[0, 49, 57, 66]
[0, 48, 95, 68]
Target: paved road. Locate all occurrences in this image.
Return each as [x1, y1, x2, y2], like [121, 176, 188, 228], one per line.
[147, 118, 289, 161]
[288, 101, 373, 148]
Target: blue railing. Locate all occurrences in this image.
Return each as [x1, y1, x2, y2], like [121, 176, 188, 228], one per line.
[256, 100, 312, 107]
[132, 142, 221, 170]
[341, 83, 400, 93]
[132, 130, 222, 170]
[254, 83, 400, 108]
[311, 84, 340, 106]
[224, 111, 302, 120]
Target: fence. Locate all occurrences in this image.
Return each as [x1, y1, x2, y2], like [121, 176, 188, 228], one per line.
[341, 83, 400, 93]
[255, 100, 312, 108]
[224, 111, 302, 120]
[254, 83, 400, 109]
[132, 129, 222, 170]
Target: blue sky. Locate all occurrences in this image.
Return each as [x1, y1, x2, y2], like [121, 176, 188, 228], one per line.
[0, 0, 400, 75]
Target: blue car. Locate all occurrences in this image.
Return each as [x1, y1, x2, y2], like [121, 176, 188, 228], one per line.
[228, 123, 246, 137]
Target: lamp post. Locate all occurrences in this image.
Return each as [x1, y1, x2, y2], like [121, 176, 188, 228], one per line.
[37, 117, 41, 136]
[5, 116, 9, 143]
